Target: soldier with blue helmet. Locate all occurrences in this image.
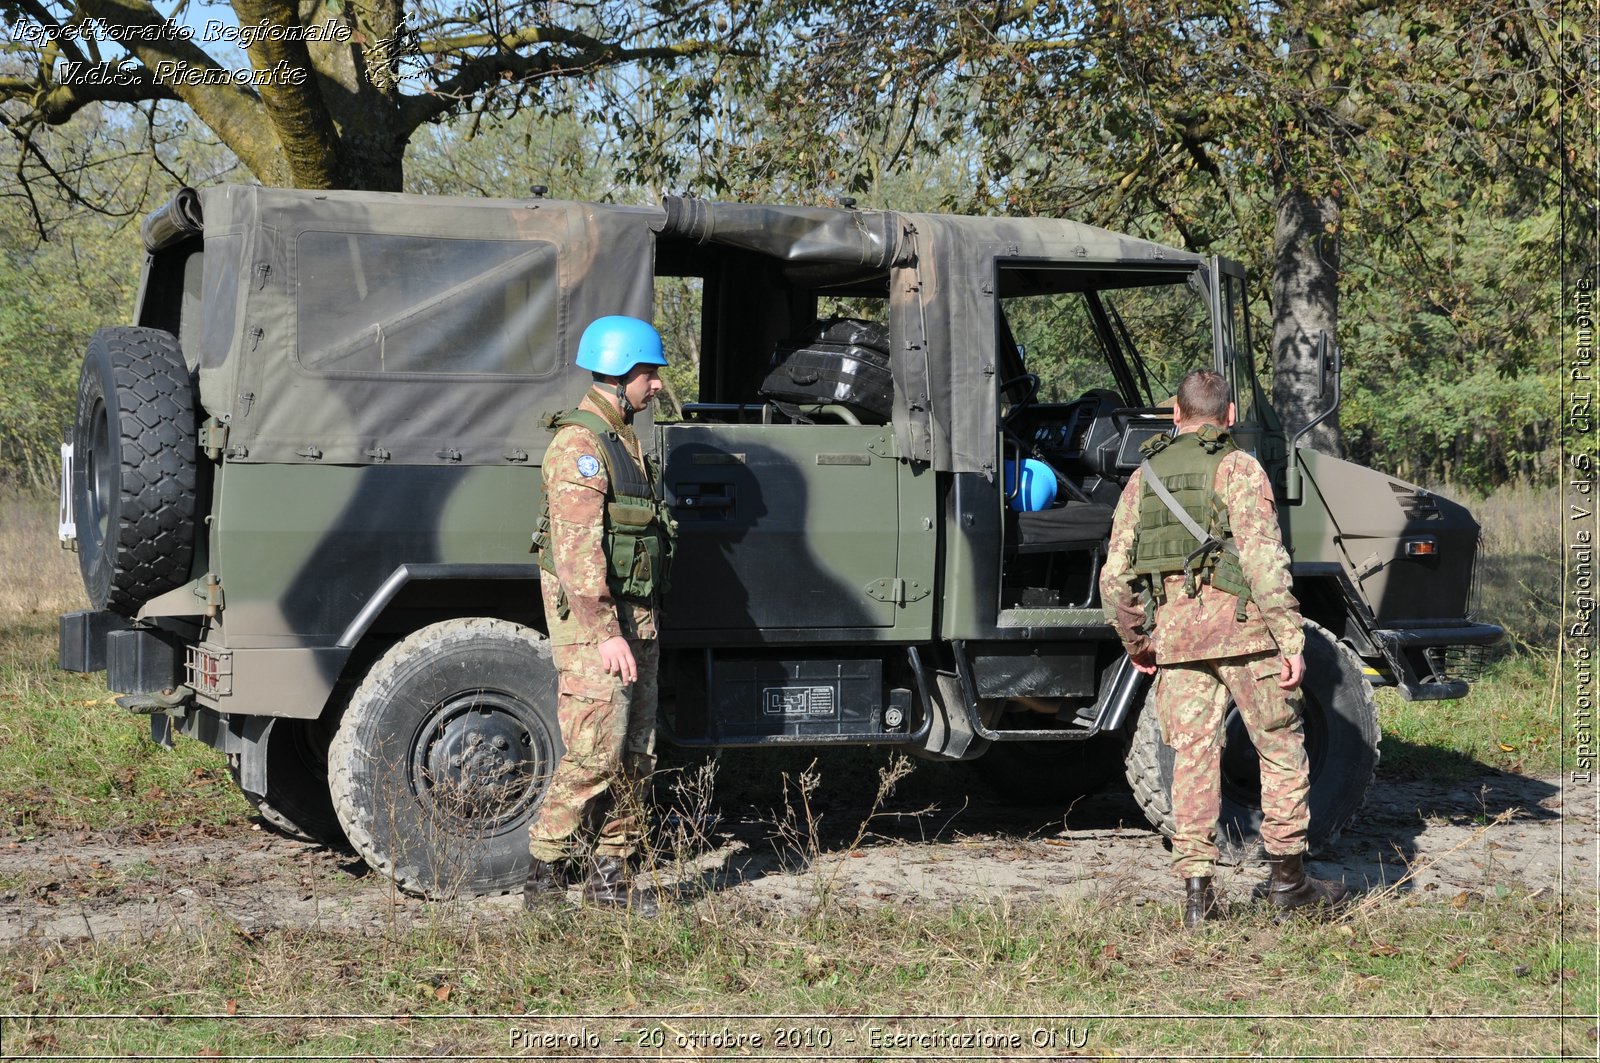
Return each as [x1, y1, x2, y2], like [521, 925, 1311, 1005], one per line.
[1100, 368, 1351, 929]
[525, 315, 675, 915]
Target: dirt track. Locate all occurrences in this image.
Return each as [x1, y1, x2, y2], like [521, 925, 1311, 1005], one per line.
[0, 768, 1582, 944]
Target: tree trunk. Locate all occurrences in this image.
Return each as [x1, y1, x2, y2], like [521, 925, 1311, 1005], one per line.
[1270, 183, 1342, 455]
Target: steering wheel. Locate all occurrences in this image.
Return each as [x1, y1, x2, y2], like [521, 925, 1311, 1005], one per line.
[998, 373, 1040, 427]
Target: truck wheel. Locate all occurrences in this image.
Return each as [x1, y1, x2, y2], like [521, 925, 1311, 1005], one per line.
[973, 732, 1124, 805]
[230, 718, 346, 846]
[73, 327, 198, 616]
[328, 618, 562, 898]
[1123, 620, 1380, 861]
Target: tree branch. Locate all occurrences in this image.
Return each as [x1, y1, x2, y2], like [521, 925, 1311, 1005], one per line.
[396, 31, 747, 135]
[72, 0, 287, 184]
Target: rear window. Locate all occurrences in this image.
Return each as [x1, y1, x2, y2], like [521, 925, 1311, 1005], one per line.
[296, 232, 559, 377]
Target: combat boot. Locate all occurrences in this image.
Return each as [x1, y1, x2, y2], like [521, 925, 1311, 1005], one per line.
[522, 857, 568, 911]
[581, 855, 660, 917]
[1265, 852, 1350, 915]
[1183, 876, 1221, 929]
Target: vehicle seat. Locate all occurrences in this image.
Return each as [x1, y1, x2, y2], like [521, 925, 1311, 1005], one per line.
[1011, 501, 1116, 608]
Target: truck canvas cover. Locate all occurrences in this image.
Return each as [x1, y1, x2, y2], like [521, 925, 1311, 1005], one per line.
[193, 187, 1202, 473]
[193, 186, 657, 465]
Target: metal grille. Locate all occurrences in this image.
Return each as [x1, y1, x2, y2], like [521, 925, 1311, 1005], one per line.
[1429, 644, 1489, 684]
[185, 645, 232, 697]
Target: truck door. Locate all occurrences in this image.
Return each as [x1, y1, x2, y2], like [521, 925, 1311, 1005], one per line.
[659, 421, 935, 640]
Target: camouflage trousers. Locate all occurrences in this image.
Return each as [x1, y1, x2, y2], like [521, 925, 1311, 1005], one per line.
[526, 635, 659, 864]
[1156, 652, 1310, 878]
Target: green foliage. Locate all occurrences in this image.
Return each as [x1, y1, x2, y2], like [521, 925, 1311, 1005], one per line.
[0, 212, 145, 489]
[1341, 206, 1563, 489]
[0, 105, 200, 488]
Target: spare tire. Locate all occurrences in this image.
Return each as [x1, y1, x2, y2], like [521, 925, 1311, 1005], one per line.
[73, 327, 199, 616]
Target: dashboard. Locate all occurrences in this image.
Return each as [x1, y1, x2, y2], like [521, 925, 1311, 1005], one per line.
[1010, 394, 1174, 504]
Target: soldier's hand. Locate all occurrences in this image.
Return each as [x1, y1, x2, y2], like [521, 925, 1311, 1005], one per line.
[599, 635, 637, 684]
[1279, 653, 1305, 690]
[1129, 648, 1157, 675]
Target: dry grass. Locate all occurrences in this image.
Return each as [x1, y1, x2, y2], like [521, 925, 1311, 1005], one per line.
[1, 885, 1590, 1057]
[1435, 481, 1560, 652]
[0, 487, 87, 622]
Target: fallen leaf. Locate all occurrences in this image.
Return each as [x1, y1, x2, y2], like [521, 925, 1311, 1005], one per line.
[1446, 952, 1467, 971]
[198, 1050, 221, 1059]
[1499, 743, 1517, 752]
[1368, 942, 1402, 957]
[434, 984, 451, 1002]
[1451, 891, 1471, 908]
[225, 999, 238, 1016]
[1100, 944, 1120, 961]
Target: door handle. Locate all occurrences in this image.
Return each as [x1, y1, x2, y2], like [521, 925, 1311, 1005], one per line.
[676, 495, 733, 511]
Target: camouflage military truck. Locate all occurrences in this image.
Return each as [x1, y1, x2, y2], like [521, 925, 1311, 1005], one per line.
[58, 186, 1503, 896]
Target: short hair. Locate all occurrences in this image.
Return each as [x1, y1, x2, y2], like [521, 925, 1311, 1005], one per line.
[1176, 369, 1230, 423]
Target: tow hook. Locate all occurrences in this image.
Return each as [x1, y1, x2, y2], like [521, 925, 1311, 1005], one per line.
[116, 684, 195, 715]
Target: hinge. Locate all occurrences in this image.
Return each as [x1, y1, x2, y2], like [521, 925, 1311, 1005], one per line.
[1353, 553, 1385, 581]
[504, 448, 529, 463]
[865, 577, 929, 605]
[436, 448, 463, 462]
[297, 445, 323, 460]
[200, 419, 229, 461]
[204, 573, 225, 618]
[865, 433, 895, 459]
[365, 447, 391, 463]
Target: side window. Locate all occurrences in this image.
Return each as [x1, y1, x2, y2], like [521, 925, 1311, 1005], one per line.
[655, 275, 703, 417]
[1098, 280, 1211, 403]
[178, 250, 205, 372]
[198, 234, 243, 370]
[296, 232, 559, 377]
[1221, 272, 1267, 427]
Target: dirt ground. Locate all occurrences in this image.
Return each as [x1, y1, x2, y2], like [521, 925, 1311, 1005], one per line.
[0, 767, 1583, 944]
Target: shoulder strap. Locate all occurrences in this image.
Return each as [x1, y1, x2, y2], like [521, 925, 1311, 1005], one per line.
[1139, 460, 1238, 557]
[552, 408, 616, 439]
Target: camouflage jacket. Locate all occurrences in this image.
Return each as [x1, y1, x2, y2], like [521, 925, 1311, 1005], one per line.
[1099, 431, 1304, 664]
[540, 393, 657, 645]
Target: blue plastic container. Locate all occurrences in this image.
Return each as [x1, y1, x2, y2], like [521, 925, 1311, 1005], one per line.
[1004, 458, 1058, 512]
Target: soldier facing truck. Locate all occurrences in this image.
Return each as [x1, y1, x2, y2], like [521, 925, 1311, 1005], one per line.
[1100, 369, 1351, 928]
[524, 316, 675, 915]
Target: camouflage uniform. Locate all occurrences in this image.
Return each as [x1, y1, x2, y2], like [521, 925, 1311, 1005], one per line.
[527, 390, 662, 864]
[1099, 429, 1309, 879]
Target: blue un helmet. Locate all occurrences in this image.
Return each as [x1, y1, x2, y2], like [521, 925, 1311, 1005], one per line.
[575, 315, 668, 377]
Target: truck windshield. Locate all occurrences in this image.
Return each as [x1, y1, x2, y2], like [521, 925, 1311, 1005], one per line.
[999, 267, 1212, 407]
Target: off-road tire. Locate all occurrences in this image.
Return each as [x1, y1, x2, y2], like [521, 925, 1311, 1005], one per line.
[230, 717, 346, 845]
[73, 327, 198, 615]
[1124, 620, 1380, 861]
[328, 618, 563, 898]
[973, 731, 1125, 805]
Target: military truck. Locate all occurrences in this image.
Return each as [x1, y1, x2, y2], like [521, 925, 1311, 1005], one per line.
[58, 186, 1502, 896]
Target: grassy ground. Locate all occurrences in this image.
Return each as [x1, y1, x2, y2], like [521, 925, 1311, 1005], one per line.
[2, 486, 1588, 1059]
[3, 888, 1592, 1058]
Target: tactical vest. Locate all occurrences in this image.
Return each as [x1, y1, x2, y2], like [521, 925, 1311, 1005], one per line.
[533, 408, 675, 604]
[1131, 426, 1253, 610]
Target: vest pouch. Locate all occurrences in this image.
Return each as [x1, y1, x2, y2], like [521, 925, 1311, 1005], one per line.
[604, 500, 657, 599]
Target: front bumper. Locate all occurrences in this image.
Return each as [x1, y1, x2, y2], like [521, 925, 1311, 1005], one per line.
[1372, 621, 1505, 701]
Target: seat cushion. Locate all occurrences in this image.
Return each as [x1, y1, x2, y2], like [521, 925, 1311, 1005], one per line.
[1016, 502, 1115, 548]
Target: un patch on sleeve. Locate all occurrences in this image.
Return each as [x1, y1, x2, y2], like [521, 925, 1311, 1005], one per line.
[576, 454, 601, 478]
